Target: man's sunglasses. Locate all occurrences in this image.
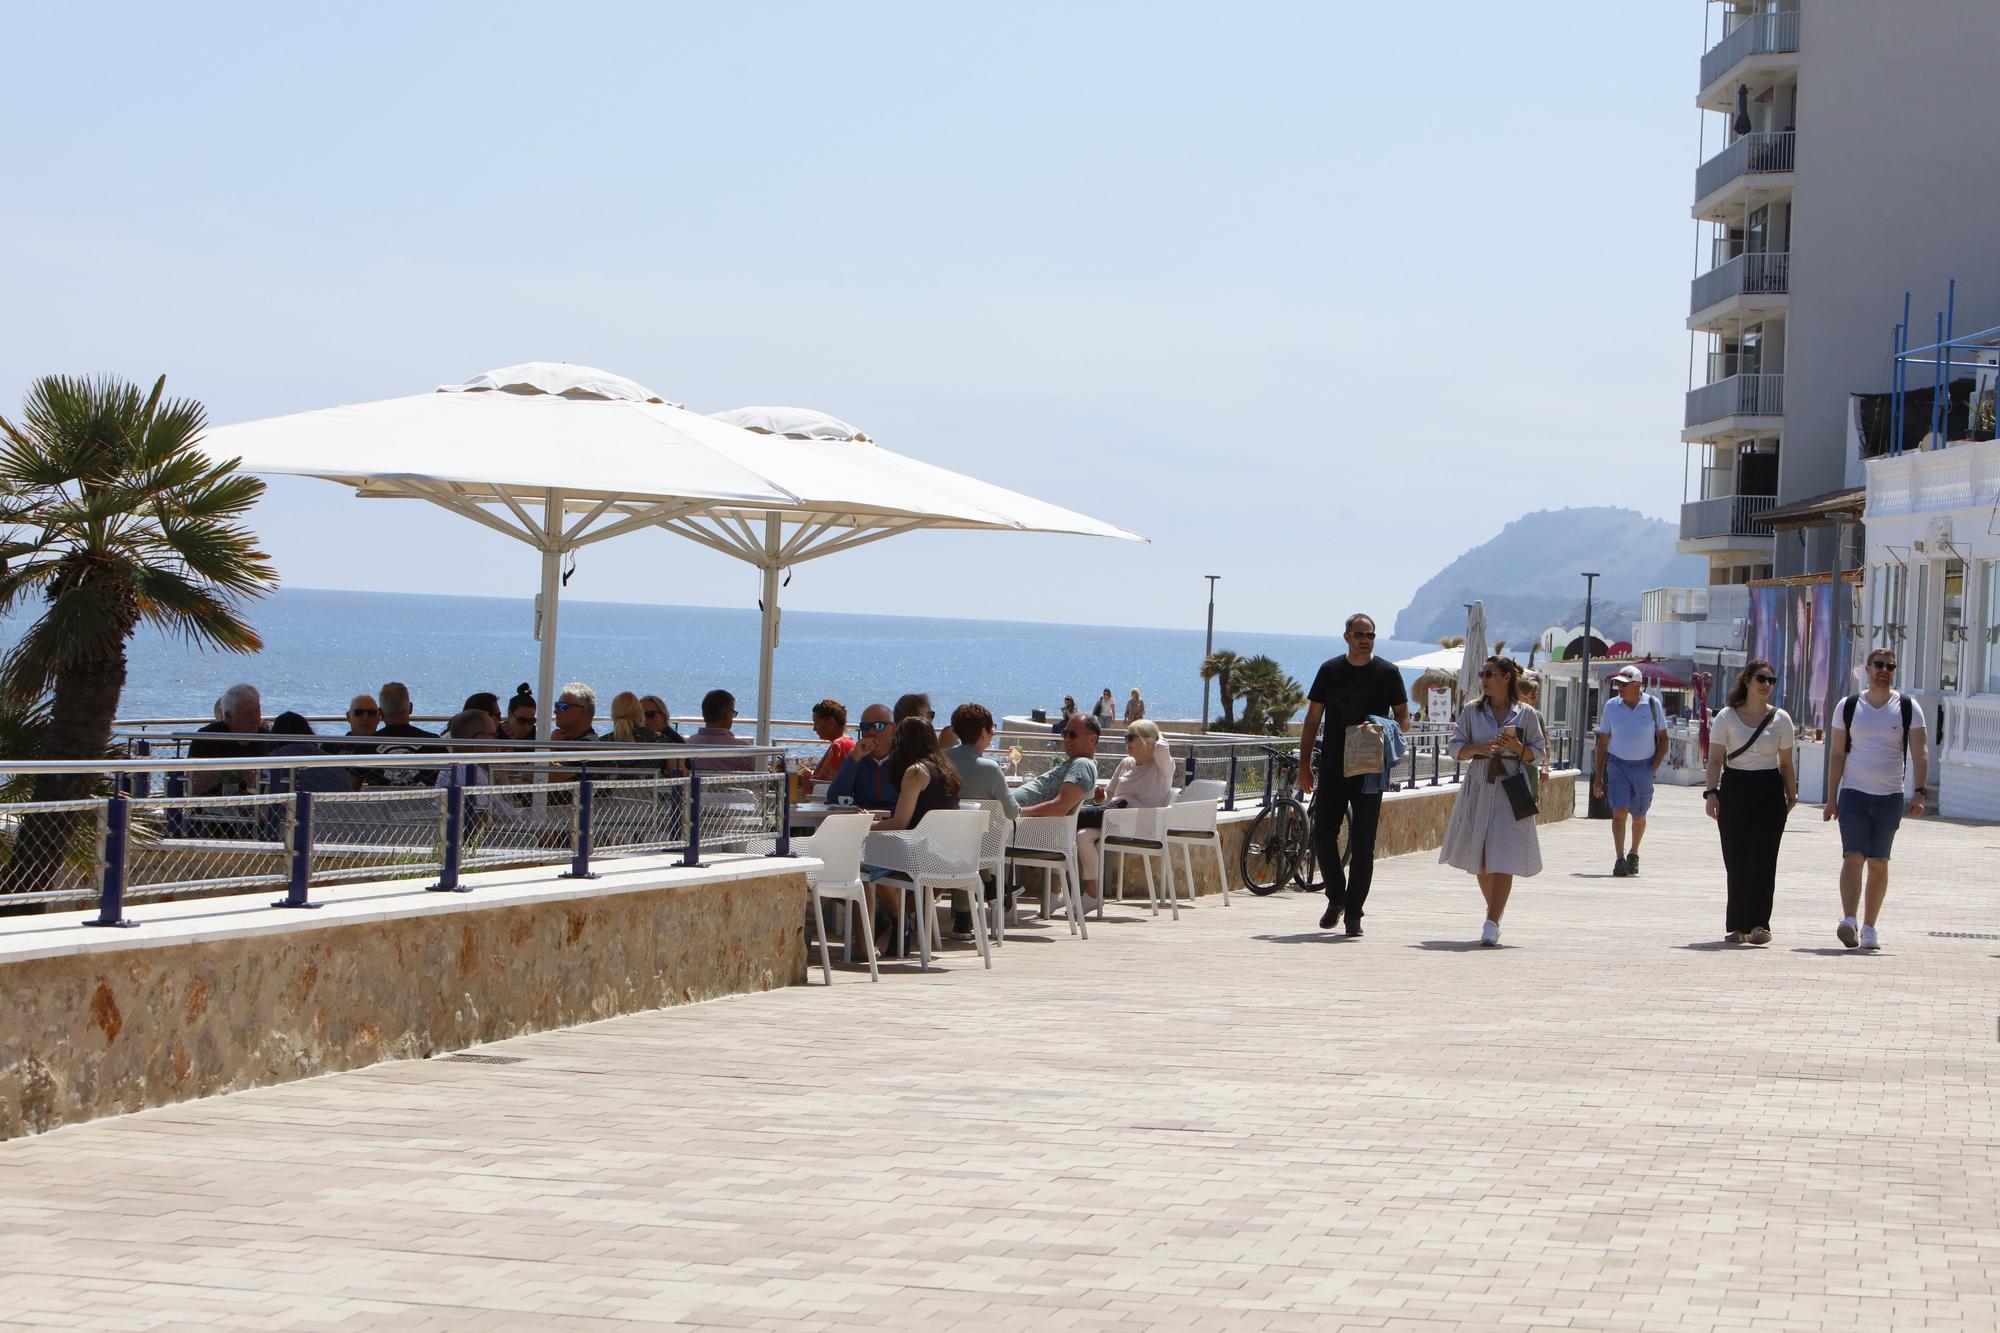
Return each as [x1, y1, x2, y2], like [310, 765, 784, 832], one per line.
[1350, 630, 1377, 639]
[349, 707, 380, 716]
[1751, 673, 1778, 685]
[1869, 660, 1898, 672]
[858, 720, 892, 733]
[554, 700, 580, 712]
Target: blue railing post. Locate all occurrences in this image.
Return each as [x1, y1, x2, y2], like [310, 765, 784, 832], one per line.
[563, 773, 598, 879]
[683, 769, 704, 868]
[1184, 753, 1198, 788]
[165, 771, 187, 837]
[776, 765, 793, 858]
[430, 769, 468, 892]
[1224, 750, 1238, 812]
[89, 795, 137, 928]
[1430, 741, 1441, 788]
[272, 789, 321, 908]
[1261, 752, 1275, 809]
[134, 740, 152, 798]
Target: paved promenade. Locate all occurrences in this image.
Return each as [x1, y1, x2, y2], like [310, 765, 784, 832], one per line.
[3, 784, 1996, 1331]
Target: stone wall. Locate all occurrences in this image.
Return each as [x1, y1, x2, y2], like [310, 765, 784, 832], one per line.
[0, 863, 807, 1139]
[1119, 772, 1579, 898]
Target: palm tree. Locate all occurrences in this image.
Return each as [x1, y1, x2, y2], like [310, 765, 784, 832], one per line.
[1236, 654, 1304, 736]
[0, 375, 276, 894]
[1200, 649, 1244, 729]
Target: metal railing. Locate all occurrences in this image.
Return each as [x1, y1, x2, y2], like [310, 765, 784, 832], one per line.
[1686, 373, 1785, 428]
[1701, 8, 1801, 91]
[1695, 131, 1796, 204]
[1226, 725, 1577, 808]
[1691, 250, 1789, 315]
[1679, 493, 1778, 542]
[0, 744, 790, 924]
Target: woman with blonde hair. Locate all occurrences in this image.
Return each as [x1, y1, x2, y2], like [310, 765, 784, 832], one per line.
[1704, 658, 1796, 945]
[1076, 718, 1175, 906]
[1439, 655, 1543, 947]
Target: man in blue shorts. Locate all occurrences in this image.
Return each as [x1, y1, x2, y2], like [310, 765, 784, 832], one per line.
[1591, 665, 1669, 877]
[1822, 651, 1928, 951]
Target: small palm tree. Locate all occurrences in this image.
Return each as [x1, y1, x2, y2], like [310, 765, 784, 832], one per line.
[1236, 654, 1302, 735]
[0, 374, 276, 894]
[1200, 649, 1244, 729]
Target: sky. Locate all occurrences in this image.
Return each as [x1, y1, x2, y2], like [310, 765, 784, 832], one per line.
[0, 2, 1708, 640]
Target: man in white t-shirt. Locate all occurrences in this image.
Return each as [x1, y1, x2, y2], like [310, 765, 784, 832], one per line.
[1591, 666, 1670, 878]
[1822, 650, 1929, 951]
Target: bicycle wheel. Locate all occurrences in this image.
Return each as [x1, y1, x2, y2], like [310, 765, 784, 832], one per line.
[1288, 795, 1349, 889]
[1241, 803, 1300, 894]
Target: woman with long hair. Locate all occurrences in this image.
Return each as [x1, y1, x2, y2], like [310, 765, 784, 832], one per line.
[869, 716, 965, 949]
[1704, 658, 1796, 945]
[1438, 655, 1543, 947]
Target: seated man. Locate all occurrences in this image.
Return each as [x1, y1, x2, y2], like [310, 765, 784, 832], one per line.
[825, 703, 897, 809]
[375, 681, 439, 788]
[809, 698, 856, 782]
[686, 688, 755, 773]
[263, 711, 353, 794]
[894, 692, 935, 729]
[944, 703, 1019, 819]
[434, 708, 522, 825]
[552, 681, 600, 743]
[1011, 713, 1103, 909]
[188, 682, 267, 796]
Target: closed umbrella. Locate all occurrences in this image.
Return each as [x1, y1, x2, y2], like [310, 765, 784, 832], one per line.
[1456, 601, 1489, 701]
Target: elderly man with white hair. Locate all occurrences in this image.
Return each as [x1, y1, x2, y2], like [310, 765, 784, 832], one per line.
[552, 681, 600, 743]
[187, 682, 267, 795]
[1591, 664, 1670, 878]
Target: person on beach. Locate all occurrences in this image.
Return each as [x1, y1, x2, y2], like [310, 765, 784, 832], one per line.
[1054, 695, 1078, 734]
[1439, 655, 1542, 947]
[1591, 665, 1668, 877]
[1298, 612, 1410, 936]
[827, 703, 898, 809]
[809, 699, 856, 782]
[1703, 658, 1796, 946]
[1125, 688, 1146, 722]
[1824, 651, 1928, 951]
[1093, 689, 1117, 727]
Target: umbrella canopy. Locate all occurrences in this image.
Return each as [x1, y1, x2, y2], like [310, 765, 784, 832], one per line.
[1396, 646, 1464, 673]
[1455, 601, 1489, 701]
[1636, 663, 1690, 689]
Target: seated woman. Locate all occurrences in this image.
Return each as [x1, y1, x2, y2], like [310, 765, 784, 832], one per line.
[604, 691, 681, 773]
[808, 698, 856, 783]
[1076, 719, 1174, 905]
[866, 716, 963, 954]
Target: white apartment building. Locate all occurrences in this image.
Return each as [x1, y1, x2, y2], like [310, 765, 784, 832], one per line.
[1682, 1, 2000, 585]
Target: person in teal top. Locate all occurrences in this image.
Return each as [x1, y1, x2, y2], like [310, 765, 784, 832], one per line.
[1015, 715, 1100, 816]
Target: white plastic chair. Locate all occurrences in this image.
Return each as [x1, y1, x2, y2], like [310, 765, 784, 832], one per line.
[961, 798, 1012, 947]
[1168, 781, 1230, 906]
[865, 810, 992, 971]
[1100, 806, 1175, 920]
[1004, 812, 1087, 940]
[798, 813, 877, 984]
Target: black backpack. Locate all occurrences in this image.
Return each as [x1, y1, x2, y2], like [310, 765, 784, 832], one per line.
[1840, 693, 1914, 758]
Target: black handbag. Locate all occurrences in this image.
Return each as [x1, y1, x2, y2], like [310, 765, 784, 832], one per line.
[1499, 767, 1538, 821]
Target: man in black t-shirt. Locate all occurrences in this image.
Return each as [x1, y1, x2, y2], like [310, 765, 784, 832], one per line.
[1298, 612, 1410, 935]
[374, 680, 439, 787]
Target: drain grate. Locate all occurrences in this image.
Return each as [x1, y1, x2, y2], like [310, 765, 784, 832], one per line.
[438, 1052, 527, 1065]
[1928, 931, 2000, 941]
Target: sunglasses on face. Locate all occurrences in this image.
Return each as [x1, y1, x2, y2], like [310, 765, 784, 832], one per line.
[1751, 673, 1777, 685]
[350, 707, 380, 716]
[554, 700, 580, 712]
[858, 720, 891, 733]
[1868, 660, 1897, 672]
[1477, 669, 1498, 679]
[1351, 630, 1377, 639]
[643, 709, 666, 721]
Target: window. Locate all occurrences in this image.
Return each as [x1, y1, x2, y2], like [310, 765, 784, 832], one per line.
[1984, 562, 2000, 694]
[1940, 559, 1966, 692]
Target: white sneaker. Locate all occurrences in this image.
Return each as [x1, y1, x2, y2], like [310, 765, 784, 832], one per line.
[1859, 924, 1881, 951]
[1837, 918, 1859, 948]
[1479, 920, 1500, 947]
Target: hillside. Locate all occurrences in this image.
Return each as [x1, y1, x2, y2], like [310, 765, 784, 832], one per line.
[1392, 507, 1703, 648]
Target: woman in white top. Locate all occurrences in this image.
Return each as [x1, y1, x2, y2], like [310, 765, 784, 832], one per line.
[1074, 720, 1174, 899]
[1703, 658, 1797, 945]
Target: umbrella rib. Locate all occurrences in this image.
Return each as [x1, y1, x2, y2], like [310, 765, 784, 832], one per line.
[657, 515, 762, 563]
[786, 518, 931, 564]
[403, 480, 543, 547]
[777, 516, 841, 563]
[562, 494, 624, 544]
[570, 499, 715, 548]
[491, 486, 549, 545]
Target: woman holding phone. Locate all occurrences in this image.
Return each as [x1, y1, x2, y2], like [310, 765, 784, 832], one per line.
[1439, 655, 1543, 947]
[1703, 658, 1796, 945]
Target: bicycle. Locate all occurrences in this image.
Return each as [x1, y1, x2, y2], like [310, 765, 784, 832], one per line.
[1240, 746, 1347, 894]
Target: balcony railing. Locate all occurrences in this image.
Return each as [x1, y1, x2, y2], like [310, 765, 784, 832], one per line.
[1686, 373, 1785, 428]
[1691, 251, 1790, 316]
[1695, 132, 1796, 204]
[1701, 9, 1802, 92]
[1680, 494, 1778, 542]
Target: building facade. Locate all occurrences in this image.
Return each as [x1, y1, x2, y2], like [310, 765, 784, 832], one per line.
[1681, 1, 2000, 585]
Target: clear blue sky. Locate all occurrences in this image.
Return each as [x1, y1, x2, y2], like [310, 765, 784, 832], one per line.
[1, 2, 1706, 638]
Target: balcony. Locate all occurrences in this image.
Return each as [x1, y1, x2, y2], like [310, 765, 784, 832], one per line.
[1686, 374, 1785, 430]
[1700, 9, 1802, 96]
[1695, 132, 1795, 211]
[1680, 494, 1777, 543]
[1690, 251, 1789, 320]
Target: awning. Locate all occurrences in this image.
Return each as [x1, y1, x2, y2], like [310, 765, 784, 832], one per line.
[1636, 663, 1690, 688]
[1763, 487, 1865, 530]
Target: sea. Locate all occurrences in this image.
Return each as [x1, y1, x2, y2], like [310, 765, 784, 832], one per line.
[21, 588, 1435, 727]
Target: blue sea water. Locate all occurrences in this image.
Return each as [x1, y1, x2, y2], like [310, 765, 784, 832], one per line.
[28, 588, 1435, 726]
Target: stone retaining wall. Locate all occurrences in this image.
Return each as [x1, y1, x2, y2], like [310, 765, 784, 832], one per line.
[0, 860, 807, 1139]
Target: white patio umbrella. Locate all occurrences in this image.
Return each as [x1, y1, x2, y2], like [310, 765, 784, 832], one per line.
[199, 363, 800, 739]
[700, 407, 1146, 742]
[1455, 601, 1489, 702]
[1395, 645, 1465, 673]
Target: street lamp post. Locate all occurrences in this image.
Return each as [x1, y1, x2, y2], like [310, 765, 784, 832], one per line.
[1201, 575, 1220, 730]
[1580, 570, 1608, 819]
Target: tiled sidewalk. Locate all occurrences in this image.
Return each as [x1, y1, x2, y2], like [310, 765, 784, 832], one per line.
[3, 784, 1996, 1331]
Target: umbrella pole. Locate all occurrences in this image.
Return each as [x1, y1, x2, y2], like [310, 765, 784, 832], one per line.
[537, 488, 565, 743]
[756, 514, 781, 746]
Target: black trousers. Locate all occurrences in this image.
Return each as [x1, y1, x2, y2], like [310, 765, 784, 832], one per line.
[1312, 777, 1382, 921]
[1717, 766, 1787, 932]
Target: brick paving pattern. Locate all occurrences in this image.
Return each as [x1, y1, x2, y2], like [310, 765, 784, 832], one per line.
[2, 785, 1996, 1331]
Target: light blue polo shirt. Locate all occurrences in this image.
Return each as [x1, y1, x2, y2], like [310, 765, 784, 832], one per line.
[1596, 692, 1667, 761]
